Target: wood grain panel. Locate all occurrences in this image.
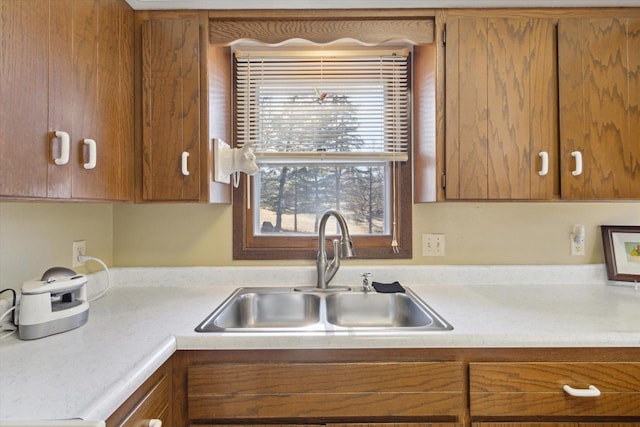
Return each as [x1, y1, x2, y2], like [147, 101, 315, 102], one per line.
[47, 0, 74, 199]
[559, 17, 639, 200]
[629, 18, 640, 198]
[458, 18, 489, 199]
[106, 358, 172, 426]
[487, 18, 531, 199]
[118, 0, 134, 201]
[142, 16, 201, 201]
[444, 18, 461, 200]
[558, 19, 585, 199]
[89, 0, 121, 200]
[0, 0, 50, 198]
[188, 362, 464, 420]
[71, 0, 98, 199]
[474, 424, 577, 427]
[470, 362, 640, 417]
[209, 18, 434, 46]
[529, 18, 558, 200]
[180, 17, 201, 200]
[582, 18, 630, 199]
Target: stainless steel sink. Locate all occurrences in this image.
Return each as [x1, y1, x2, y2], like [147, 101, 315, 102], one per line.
[195, 287, 452, 333]
[325, 292, 434, 328]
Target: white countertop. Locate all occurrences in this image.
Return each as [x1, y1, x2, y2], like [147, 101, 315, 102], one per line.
[1, 264, 639, 423]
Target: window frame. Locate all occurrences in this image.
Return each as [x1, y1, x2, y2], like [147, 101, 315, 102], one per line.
[219, 11, 435, 260]
[232, 158, 412, 260]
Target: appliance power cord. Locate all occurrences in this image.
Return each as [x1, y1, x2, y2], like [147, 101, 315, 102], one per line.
[78, 255, 112, 302]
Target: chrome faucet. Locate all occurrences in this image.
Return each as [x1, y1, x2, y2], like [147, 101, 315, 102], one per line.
[316, 210, 356, 289]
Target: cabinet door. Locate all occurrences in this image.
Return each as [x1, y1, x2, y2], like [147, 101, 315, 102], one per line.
[77, 0, 132, 201]
[445, 17, 557, 200]
[558, 18, 640, 200]
[1, 0, 132, 201]
[106, 359, 172, 426]
[69, 0, 132, 201]
[0, 0, 50, 198]
[142, 16, 201, 201]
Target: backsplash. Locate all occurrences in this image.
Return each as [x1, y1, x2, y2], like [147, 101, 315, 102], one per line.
[2, 200, 639, 292]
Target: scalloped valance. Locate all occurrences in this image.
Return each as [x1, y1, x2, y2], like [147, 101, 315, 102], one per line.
[209, 17, 434, 46]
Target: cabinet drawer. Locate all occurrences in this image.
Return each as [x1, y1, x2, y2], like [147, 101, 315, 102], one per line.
[107, 360, 172, 426]
[188, 362, 464, 420]
[470, 362, 640, 417]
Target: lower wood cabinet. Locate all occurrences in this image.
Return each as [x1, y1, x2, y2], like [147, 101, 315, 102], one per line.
[188, 362, 464, 421]
[106, 359, 172, 427]
[473, 424, 640, 427]
[470, 362, 640, 418]
[114, 349, 640, 427]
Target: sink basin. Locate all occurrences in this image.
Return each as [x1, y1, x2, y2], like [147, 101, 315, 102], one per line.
[197, 289, 321, 331]
[325, 292, 434, 328]
[195, 287, 452, 333]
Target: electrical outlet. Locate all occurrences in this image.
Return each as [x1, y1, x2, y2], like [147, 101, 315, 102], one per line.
[72, 240, 86, 267]
[422, 233, 445, 256]
[571, 235, 585, 256]
[570, 224, 585, 256]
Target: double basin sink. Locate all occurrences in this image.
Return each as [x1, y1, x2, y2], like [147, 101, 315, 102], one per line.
[195, 286, 453, 333]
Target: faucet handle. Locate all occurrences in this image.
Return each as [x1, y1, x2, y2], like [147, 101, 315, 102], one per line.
[360, 272, 372, 292]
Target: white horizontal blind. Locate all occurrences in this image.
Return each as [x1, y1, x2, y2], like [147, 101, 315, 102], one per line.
[235, 51, 410, 164]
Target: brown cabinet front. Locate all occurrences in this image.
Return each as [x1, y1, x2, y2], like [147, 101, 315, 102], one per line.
[106, 359, 172, 427]
[187, 362, 464, 423]
[1, 0, 133, 201]
[444, 16, 557, 200]
[470, 362, 640, 418]
[558, 17, 640, 200]
[141, 14, 201, 201]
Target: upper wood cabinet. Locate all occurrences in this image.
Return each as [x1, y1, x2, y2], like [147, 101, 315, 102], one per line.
[444, 17, 557, 200]
[138, 12, 231, 203]
[0, 0, 133, 201]
[558, 17, 640, 200]
[141, 15, 201, 201]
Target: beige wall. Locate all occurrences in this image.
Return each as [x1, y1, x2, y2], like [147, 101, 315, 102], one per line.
[111, 201, 640, 267]
[0, 202, 113, 290]
[1, 200, 638, 291]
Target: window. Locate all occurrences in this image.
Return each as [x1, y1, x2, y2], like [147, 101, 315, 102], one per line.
[215, 13, 438, 261]
[232, 46, 413, 260]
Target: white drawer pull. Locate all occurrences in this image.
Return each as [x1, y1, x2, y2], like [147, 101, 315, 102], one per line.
[148, 419, 162, 427]
[563, 384, 600, 397]
[83, 139, 97, 170]
[571, 151, 583, 176]
[53, 131, 70, 165]
[538, 151, 549, 176]
[181, 151, 190, 176]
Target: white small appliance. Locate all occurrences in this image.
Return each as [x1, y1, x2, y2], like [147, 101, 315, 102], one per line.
[18, 267, 89, 340]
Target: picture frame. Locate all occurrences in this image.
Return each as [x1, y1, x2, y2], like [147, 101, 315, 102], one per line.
[601, 225, 640, 283]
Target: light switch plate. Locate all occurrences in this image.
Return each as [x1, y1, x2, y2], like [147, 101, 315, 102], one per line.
[422, 233, 445, 256]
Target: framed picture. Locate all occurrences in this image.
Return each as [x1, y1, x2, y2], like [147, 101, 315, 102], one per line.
[601, 225, 640, 282]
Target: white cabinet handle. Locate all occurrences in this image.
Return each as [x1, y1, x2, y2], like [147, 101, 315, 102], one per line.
[148, 419, 162, 427]
[538, 151, 549, 176]
[571, 151, 583, 176]
[181, 151, 190, 176]
[53, 131, 70, 165]
[83, 139, 97, 170]
[563, 384, 601, 397]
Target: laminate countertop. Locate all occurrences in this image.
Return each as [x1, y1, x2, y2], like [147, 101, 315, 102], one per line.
[1, 265, 639, 423]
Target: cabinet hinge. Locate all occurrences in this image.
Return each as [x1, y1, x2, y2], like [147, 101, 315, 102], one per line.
[442, 26, 446, 46]
[441, 173, 446, 189]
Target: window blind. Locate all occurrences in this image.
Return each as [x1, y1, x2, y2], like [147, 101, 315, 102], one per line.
[235, 49, 410, 164]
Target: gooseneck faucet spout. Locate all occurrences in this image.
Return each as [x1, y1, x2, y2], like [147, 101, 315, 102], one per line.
[316, 210, 356, 289]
